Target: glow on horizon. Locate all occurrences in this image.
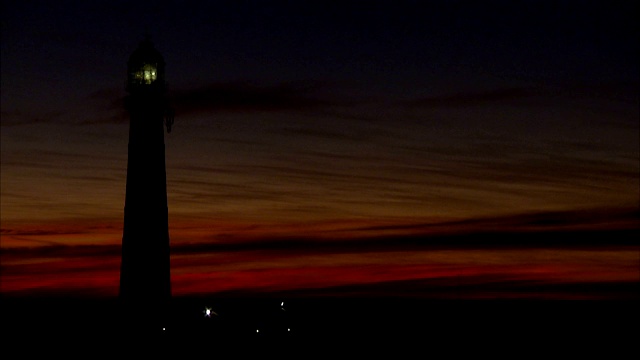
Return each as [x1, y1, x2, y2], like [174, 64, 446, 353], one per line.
[1, 246, 637, 299]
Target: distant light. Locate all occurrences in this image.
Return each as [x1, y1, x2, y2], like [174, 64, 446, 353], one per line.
[162, 327, 166, 331]
[203, 307, 217, 318]
[288, 328, 290, 332]
[281, 302, 284, 306]
[256, 329, 259, 333]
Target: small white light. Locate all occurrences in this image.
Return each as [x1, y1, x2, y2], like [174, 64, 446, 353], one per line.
[203, 307, 217, 317]
[256, 329, 259, 333]
[288, 328, 290, 332]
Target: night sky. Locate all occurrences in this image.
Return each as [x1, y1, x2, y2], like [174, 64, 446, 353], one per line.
[1, 1, 638, 299]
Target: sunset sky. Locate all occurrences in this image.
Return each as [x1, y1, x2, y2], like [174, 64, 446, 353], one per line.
[1, 0, 638, 298]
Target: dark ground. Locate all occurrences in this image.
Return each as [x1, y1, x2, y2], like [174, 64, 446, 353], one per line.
[1, 296, 638, 356]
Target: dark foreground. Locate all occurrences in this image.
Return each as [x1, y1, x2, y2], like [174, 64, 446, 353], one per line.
[1, 296, 638, 355]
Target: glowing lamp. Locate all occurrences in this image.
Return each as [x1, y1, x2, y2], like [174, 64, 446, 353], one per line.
[126, 36, 165, 93]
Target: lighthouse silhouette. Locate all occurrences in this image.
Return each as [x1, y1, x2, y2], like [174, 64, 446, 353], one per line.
[119, 36, 174, 328]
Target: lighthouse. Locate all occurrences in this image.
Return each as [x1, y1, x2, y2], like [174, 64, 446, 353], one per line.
[119, 36, 174, 326]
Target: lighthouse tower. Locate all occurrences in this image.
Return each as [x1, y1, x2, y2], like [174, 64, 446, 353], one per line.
[119, 36, 174, 326]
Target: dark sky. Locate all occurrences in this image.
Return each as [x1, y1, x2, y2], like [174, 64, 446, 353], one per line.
[2, 0, 638, 243]
[1, 0, 639, 298]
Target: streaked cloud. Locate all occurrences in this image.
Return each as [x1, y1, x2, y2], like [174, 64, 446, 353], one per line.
[170, 81, 347, 115]
[2, 233, 638, 299]
[404, 87, 540, 108]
